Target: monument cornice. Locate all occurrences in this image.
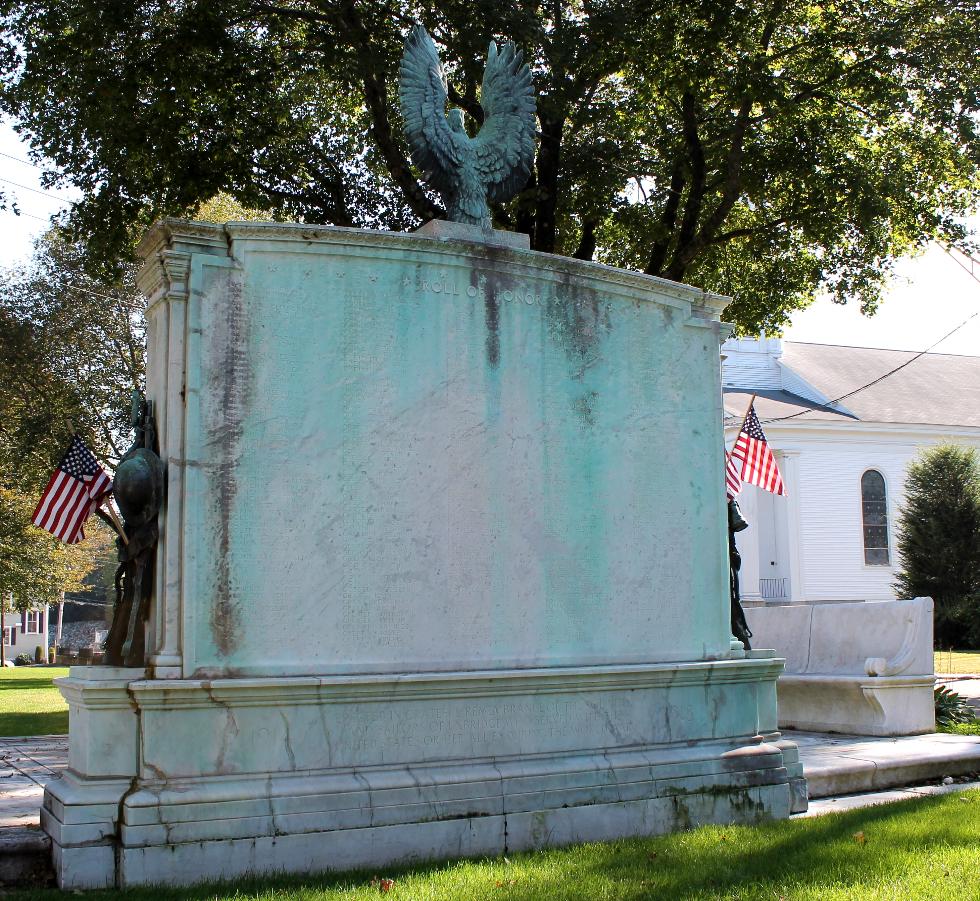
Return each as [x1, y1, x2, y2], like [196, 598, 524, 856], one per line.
[128, 658, 783, 710]
[227, 220, 731, 319]
[136, 218, 731, 321]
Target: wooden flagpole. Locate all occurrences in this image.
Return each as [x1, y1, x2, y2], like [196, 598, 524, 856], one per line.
[726, 394, 757, 496]
[64, 419, 129, 544]
[738, 394, 757, 433]
[99, 497, 128, 546]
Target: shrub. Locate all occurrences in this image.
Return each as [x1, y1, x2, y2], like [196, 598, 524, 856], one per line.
[13, 653, 33, 666]
[34, 645, 42, 663]
[894, 445, 980, 647]
[935, 685, 978, 728]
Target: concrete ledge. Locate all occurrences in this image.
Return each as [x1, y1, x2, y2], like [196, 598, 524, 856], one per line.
[791, 731, 980, 798]
[413, 219, 531, 249]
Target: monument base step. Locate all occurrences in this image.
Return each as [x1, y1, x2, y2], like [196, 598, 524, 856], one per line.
[789, 730, 980, 798]
[43, 659, 800, 889]
[45, 745, 794, 889]
[0, 827, 54, 888]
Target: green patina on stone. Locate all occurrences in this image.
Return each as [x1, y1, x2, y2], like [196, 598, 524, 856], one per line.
[159, 222, 733, 677]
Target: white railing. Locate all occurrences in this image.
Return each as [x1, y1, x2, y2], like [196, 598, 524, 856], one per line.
[759, 577, 788, 600]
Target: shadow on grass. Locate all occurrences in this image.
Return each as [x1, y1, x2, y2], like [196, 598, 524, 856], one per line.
[573, 793, 980, 899]
[0, 710, 69, 737]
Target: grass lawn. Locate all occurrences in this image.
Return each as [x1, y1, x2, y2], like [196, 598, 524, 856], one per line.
[8, 790, 980, 900]
[0, 666, 69, 736]
[934, 650, 980, 675]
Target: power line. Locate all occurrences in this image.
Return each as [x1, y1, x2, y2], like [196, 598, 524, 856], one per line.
[61, 597, 113, 608]
[1, 206, 51, 223]
[762, 250, 980, 424]
[0, 149, 40, 167]
[61, 282, 144, 310]
[945, 244, 980, 283]
[0, 174, 74, 204]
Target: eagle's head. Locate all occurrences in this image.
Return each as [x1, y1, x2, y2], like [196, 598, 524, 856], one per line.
[448, 108, 466, 133]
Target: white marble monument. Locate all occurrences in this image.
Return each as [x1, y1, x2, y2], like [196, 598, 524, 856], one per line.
[43, 221, 804, 888]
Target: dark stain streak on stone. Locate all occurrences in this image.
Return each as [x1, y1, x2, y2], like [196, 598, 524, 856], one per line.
[547, 271, 608, 365]
[573, 391, 599, 428]
[208, 269, 250, 658]
[484, 291, 500, 368]
[470, 263, 504, 370]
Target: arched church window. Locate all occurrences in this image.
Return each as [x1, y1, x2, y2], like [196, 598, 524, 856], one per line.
[861, 470, 889, 565]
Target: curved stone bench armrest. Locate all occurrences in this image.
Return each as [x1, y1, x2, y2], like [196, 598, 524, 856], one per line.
[864, 597, 933, 677]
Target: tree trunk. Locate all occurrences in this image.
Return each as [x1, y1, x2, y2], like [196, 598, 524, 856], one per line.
[1, 592, 7, 667]
[532, 114, 566, 253]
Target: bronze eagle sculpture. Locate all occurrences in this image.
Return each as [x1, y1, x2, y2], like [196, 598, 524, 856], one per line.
[398, 25, 536, 229]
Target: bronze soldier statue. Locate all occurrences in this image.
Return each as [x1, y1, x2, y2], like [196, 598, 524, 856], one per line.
[728, 499, 752, 650]
[101, 392, 164, 667]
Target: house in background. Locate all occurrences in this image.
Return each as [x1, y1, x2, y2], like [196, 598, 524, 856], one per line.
[1, 605, 51, 661]
[723, 337, 980, 607]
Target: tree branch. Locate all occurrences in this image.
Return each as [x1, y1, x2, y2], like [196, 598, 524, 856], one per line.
[663, 0, 787, 280]
[573, 218, 598, 260]
[334, 0, 441, 221]
[664, 90, 706, 278]
[645, 158, 685, 275]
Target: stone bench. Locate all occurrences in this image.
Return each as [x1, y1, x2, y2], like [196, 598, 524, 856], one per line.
[745, 597, 935, 736]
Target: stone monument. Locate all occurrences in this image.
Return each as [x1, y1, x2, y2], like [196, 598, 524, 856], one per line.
[41, 217, 805, 888]
[40, 27, 804, 890]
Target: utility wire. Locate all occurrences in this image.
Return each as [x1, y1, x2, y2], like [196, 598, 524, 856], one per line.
[0, 174, 74, 204]
[1, 207, 51, 222]
[59, 281, 145, 311]
[0, 149, 40, 167]
[761, 247, 980, 424]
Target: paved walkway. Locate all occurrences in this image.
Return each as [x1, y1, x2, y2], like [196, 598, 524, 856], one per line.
[937, 675, 980, 714]
[0, 735, 67, 830]
[785, 730, 980, 797]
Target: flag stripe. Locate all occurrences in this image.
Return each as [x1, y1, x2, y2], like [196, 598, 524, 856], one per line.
[728, 405, 785, 496]
[30, 471, 62, 526]
[44, 475, 86, 534]
[49, 482, 89, 538]
[60, 493, 93, 545]
[31, 436, 113, 544]
[725, 451, 742, 498]
[37, 471, 78, 532]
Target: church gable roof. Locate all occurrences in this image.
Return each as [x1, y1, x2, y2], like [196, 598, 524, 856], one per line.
[723, 341, 980, 429]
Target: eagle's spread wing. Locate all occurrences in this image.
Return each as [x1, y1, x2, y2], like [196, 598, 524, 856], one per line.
[473, 40, 536, 204]
[398, 26, 459, 195]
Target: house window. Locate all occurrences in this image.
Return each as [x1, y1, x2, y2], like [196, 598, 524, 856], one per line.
[2, 627, 11, 646]
[861, 469, 890, 565]
[26, 610, 39, 633]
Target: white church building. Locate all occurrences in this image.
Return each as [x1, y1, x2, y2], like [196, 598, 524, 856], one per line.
[723, 336, 980, 607]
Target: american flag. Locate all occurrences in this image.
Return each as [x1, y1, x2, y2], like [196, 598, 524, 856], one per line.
[725, 450, 742, 499]
[728, 404, 785, 496]
[31, 436, 112, 544]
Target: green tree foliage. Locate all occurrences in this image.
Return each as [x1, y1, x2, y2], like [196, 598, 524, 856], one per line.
[0, 230, 144, 489]
[0, 484, 98, 612]
[895, 445, 980, 649]
[0, 231, 143, 624]
[2, 1, 979, 331]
